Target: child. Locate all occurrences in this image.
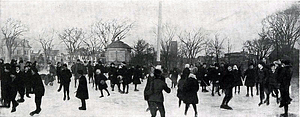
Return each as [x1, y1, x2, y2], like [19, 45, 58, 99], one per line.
[265, 64, 279, 105]
[75, 70, 89, 110]
[244, 63, 256, 97]
[220, 65, 235, 110]
[95, 69, 110, 98]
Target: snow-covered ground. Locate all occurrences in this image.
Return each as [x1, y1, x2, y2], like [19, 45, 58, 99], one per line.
[0, 75, 299, 117]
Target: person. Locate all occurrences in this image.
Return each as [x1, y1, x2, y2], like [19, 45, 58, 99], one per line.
[56, 62, 63, 91]
[133, 65, 142, 91]
[87, 61, 94, 84]
[59, 64, 72, 101]
[257, 62, 268, 106]
[219, 65, 235, 110]
[73, 59, 84, 88]
[209, 63, 221, 96]
[177, 64, 190, 108]
[265, 63, 280, 105]
[170, 67, 179, 88]
[29, 67, 45, 116]
[243, 63, 256, 97]
[118, 62, 130, 94]
[8, 65, 19, 112]
[277, 60, 293, 116]
[144, 66, 155, 112]
[95, 69, 110, 98]
[75, 70, 89, 110]
[233, 65, 242, 94]
[24, 65, 33, 98]
[109, 63, 120, 92]
[198, 63, 209, 92]
[147, 68, 171, 117]
[16, 65, 25, 103]
[94, 61, 105, 90]
[182, 68, 199, 116]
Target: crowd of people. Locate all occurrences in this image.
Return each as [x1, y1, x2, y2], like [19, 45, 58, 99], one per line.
[0, 57, 294, 117]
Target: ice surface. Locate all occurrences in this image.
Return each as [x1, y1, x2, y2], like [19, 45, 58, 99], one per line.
[0, 75, 298, 117]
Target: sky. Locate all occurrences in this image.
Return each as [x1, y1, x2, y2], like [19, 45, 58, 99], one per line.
[0, 0, 297, 54]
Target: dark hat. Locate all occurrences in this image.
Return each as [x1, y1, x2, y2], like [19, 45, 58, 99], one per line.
[282, 60, 291, 65]
[111, 62, 115, 65]
[31, 67, 38, 73]
[214, 63, 219, 67]
[122, 61, 126, 64]
[270, 63, 275, 67]
[63, 64, 67, 67]
[4, 63, 11, 69]
[77, 70, 83, 75]
[154, 69, 162, 75]
[77, 59, 81, 62]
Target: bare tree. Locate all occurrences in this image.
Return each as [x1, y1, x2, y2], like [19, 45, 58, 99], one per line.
[91, 19, 134, 49]
[178, 28, 207, 64]
[36, 29, 55, 68]
[83, 33, 103, 61]
[1, 18, 28, 61]
[243, 33, 273, 60]
[207, 34, 225, 63]
[59, 28, 85, 62]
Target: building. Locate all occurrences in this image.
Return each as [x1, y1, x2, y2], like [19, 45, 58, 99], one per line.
[0, 39, 31, 62]
[105, 40, 132, 64]
[224, 51, 257, 71]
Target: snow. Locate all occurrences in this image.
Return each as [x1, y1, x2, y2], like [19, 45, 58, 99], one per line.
[0, 75, 299, 117]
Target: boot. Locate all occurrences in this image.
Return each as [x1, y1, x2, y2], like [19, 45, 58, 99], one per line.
[79, 107, 86, 110]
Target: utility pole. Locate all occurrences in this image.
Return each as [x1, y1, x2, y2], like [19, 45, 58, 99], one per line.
[156, 1, 162, 65]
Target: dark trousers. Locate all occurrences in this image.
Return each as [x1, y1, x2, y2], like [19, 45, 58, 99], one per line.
[122, 84, 129, 93]
[100, 88, 110, 96]
[221, 87, 233, 105]
[17, 85, 25, 99]
[35, 96, 42, 110]
[25, 84, 33, 96]
[111, 83, 121, 91]
[63, 83, 70, 98]
[148, 101, 165, 117]
[80, 99, 86, 108]
[9, 88, 18, 108]
[280, 84, 291, 106]
[258, 83, 265, 102]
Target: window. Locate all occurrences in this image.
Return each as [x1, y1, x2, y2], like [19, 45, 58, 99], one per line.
[17, 50, 21, 55]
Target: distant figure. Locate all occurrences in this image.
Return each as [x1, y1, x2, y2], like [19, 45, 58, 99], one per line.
[182, 68, 199, 116]
[257, 62, 268, 106]
[133, 65, 142, 91]
[75, 70, 89, 110]
[170, 67, 179, 88]
[177, 64, 190, 107]
[109, 63, 120, 92]
[95, 69, 110, 98]
[198, 63, 209, 92]
[59, 64, 72, 101]
[244, 63, 256, 97]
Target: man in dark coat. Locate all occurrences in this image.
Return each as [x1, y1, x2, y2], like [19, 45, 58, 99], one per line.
[59, 64, 72, 101]
[265, 63, 280, 105]
[198, 63, 209, 92]
[133, 65, 142, 91]
[257, 62, 269, 106]
[73, 59, 84, 88]
[147, 68, 171, 117]
[29, 67, 45, 116]
[244, 63, 256, 97]
[16, 65, 25, 103]
[277, 60, 293, 116]
[24, 65, 33, 98]
[208, 63, 221, 96]
[118, 62, 130, 94]
[57, 62, 63, 91]
[75, 70, 89, 110]
[219, 65, 235, 110]
[109, 63, 120, 92]
[170, 67, 179, 88]
[87, 61, 94, 84]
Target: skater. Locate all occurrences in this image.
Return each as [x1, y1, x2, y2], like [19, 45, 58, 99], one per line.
[243, 63, 256, 97]
[144, 66, 155, 112]
[233, 65, 242, 94]
[57, 62, 63, 91]
[24, 65, 33, 98]
[118, 62, 130, 94]
[177, 64, 190, 108]
[94, 61, 105, 90]
[265, 64, 280, 105]
[29, 67, 45, 116]
[60, 64, 72, 101]
[208, 63, 221, 96]
[257, 62, 268, 106]
[75, 70, 89, 110]
[0, 59, 4, 104]
[147, 68, 171, 117]
[87, 61, 94, 84]
[95, 69, 110, 98]
[16, 65, 25, 103]
[277, 60, 293, 116]
[133, 65, 142, 91]
[170, 67, 179, 88]
[219, 65, 235, 110]
[109, 63, 120, 92]
[182, 68, 199, 117]
[198, 63, 209, 92]
[73, 59, 84, 88]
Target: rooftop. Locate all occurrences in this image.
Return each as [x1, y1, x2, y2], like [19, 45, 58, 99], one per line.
[106, 40, 132, 49]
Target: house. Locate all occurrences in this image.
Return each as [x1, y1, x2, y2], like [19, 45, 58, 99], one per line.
[105, 40, 132, 64]
[0, 39, 31, 62]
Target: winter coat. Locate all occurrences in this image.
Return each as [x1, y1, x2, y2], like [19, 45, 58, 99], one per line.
[87, 64, 94, 77]
[277, 66, 293, 87]
[49, 65, 56, 76]
[198, 67, 209, 86]
[109, 67, 118, 84]
[233, 69, 243, 86]
[268, 69, 279, 89]
[32, 73, 45, 97]
[220, 71, 235, 89]
[170, 69, 179, 83]
[56, 66, 62, 79]
[15, 70, 25, 89]
[181, 68, 190, 80]
[133, 68, 142, 84]
[24, 70, 33, 87]
[76, 75, 89, 100]
[208, 68, 221, 83]
[118, 66, 131, 85]
[257, 68, 268, 84]
[244, 68, 256, 87]
[60, 69, 72, 85]
[177, 77, 186, 100]
[95, 73, 108, 90]
[182, 74, 199, 104]
[73, 63, 84, 79]
[148, 75, 171, 102]
[144, 75, 155, 100]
